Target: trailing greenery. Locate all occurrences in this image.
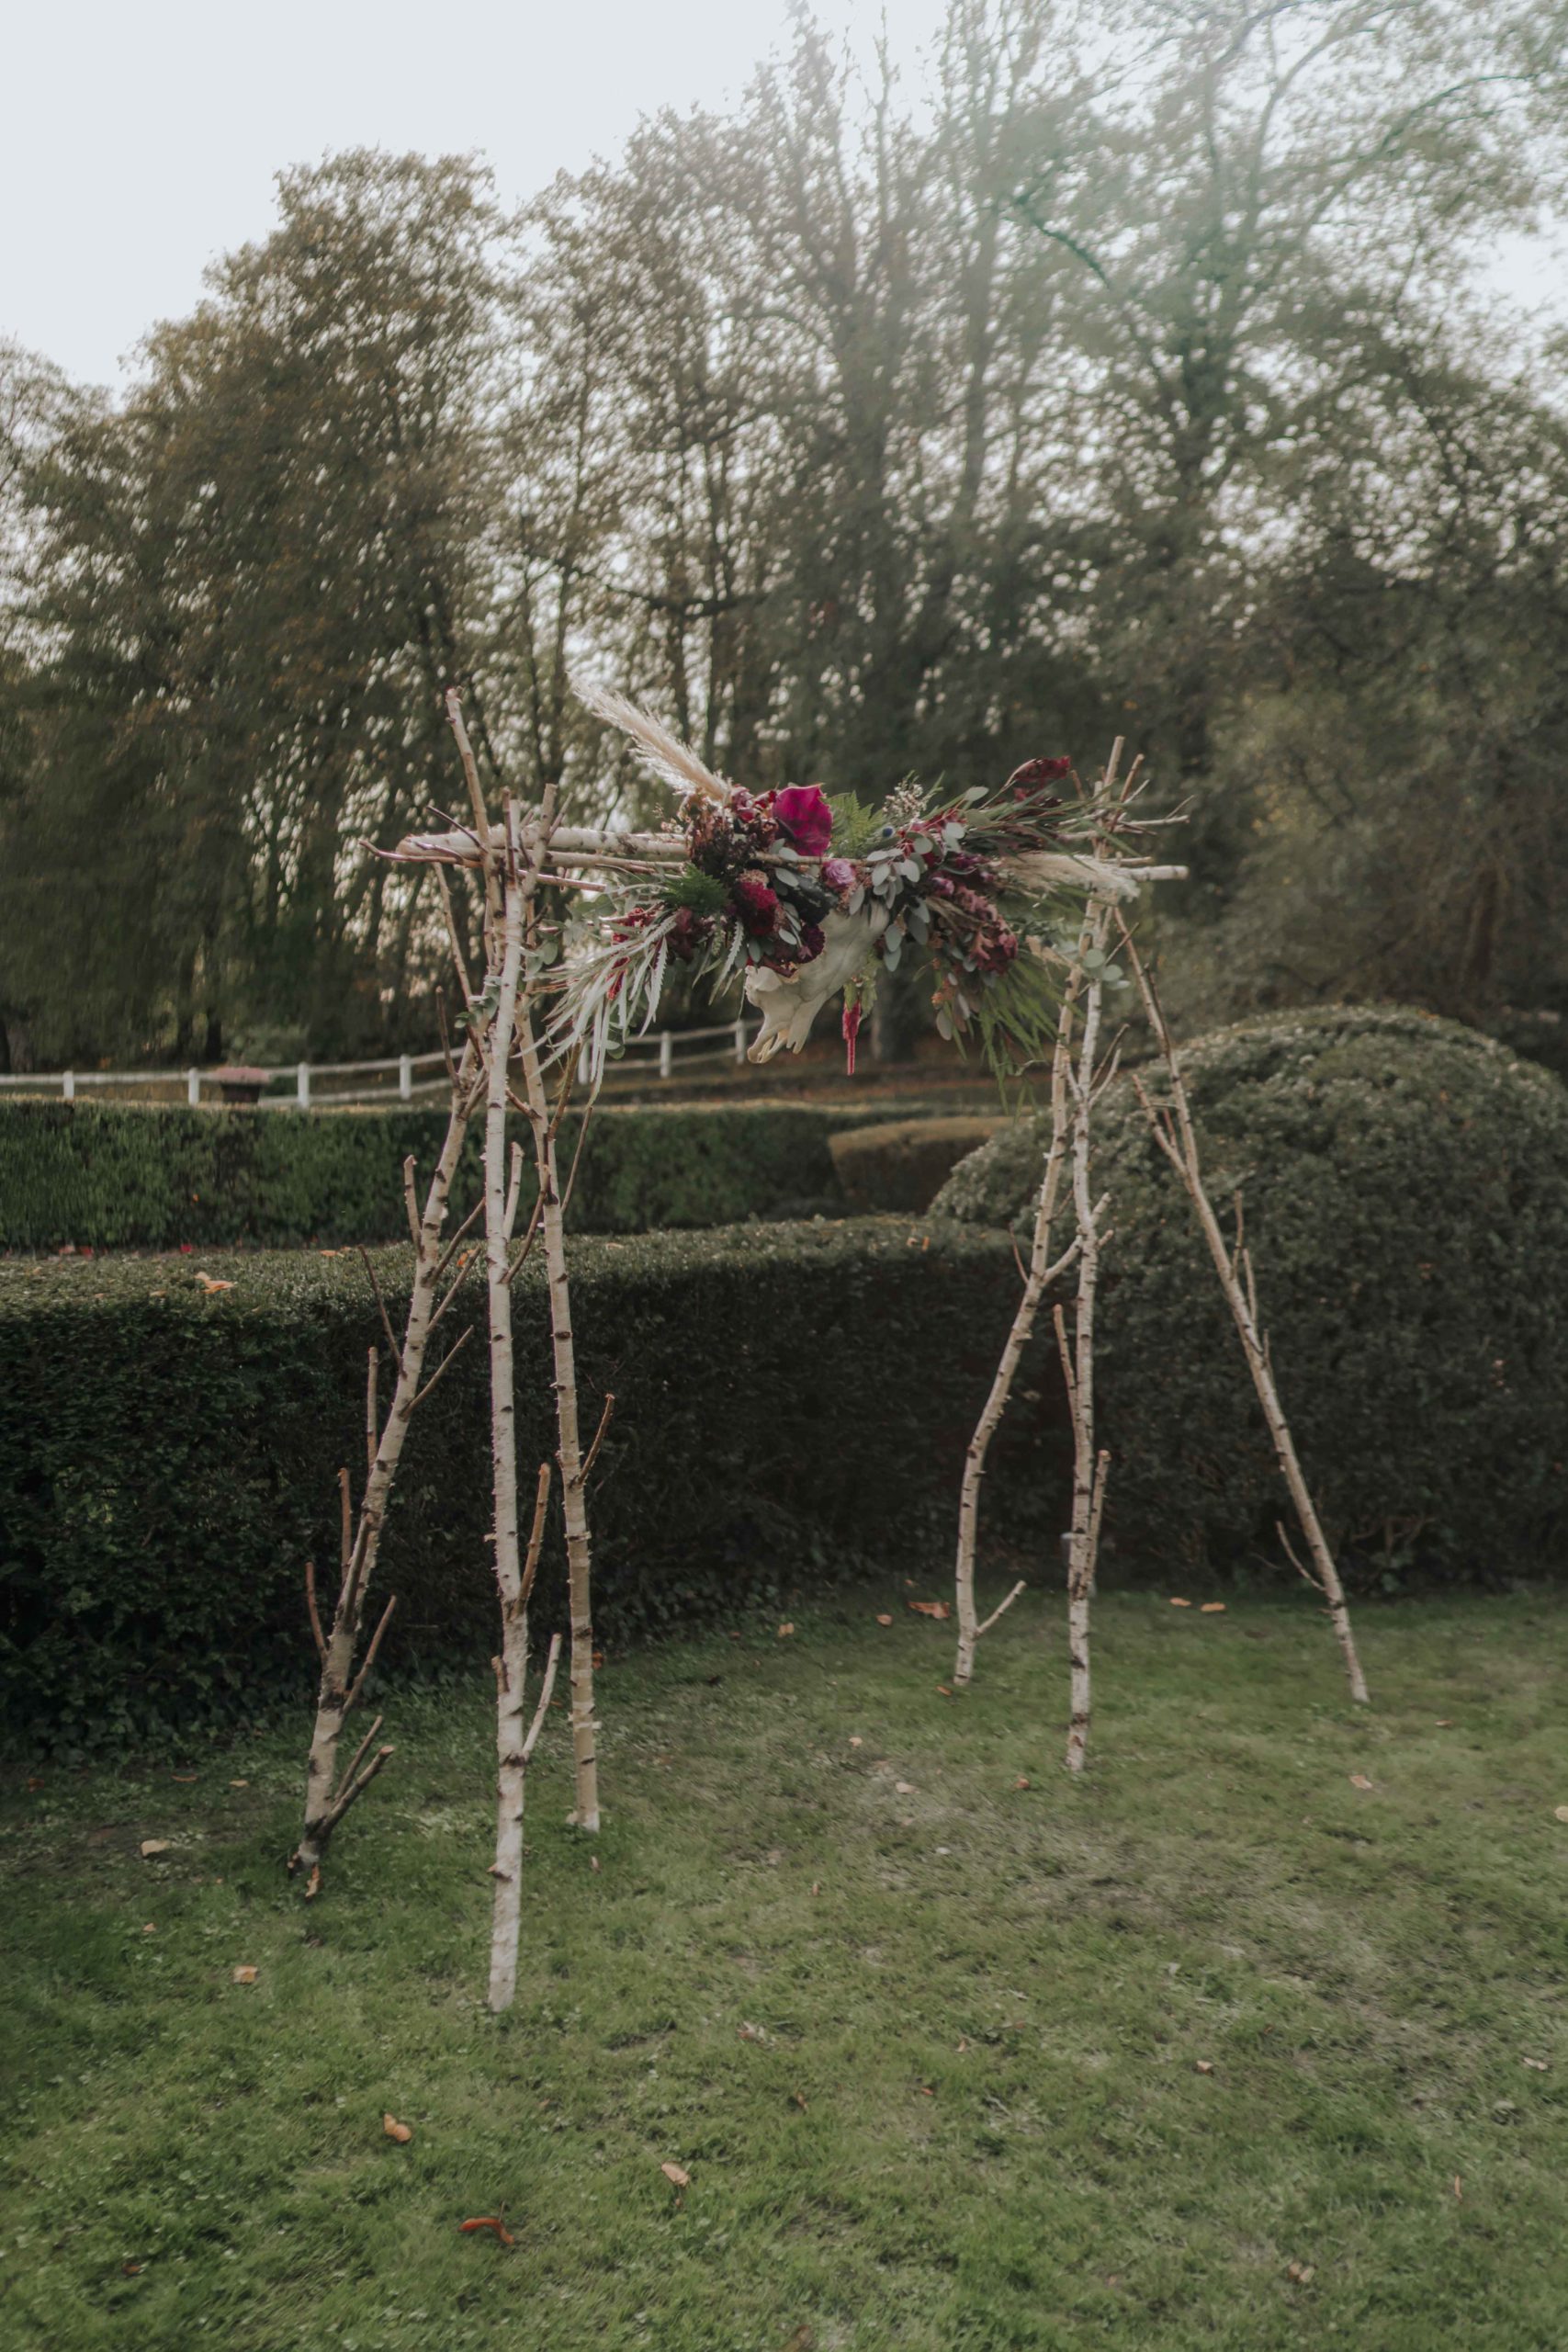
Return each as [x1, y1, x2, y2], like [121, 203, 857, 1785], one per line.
[0, 1097, 947, 1251]
[0, 1218, 1056, 1750]
[935, 1004, 1568, 1587]
[5, 1592, 1566, 2350]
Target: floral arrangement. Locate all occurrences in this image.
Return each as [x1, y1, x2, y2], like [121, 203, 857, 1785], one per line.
[551, 687, 1145, 1080]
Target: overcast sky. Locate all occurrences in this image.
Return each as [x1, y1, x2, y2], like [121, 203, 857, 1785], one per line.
[6, 0, 1562, 390]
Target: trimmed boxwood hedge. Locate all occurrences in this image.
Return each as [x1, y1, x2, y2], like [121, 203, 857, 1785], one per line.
[934, 1004, 1568, 1586]
[0, 1217, 1062, 1749]
[0, 1097, 950, 1252]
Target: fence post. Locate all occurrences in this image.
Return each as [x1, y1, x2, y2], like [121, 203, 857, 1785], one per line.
[187, 1067, 200, 1107]
[297, 1061, 310, 1111]
[399, 1053, 412, 1102]
[62, 1070, 75, 1102]
[659, 1030, 673, 1080]
[733, 1017, 747, 1065]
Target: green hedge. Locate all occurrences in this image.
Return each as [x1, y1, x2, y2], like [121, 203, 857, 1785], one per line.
[935, 1004, 1568, 1587]
[0, 1217, 1061, 1749]
[0, 1097, 952, 1251]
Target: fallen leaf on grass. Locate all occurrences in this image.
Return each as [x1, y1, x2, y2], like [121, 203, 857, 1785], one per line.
[1194, 2060, 1214, 2075]
[459, 2217, 515, 2245]
[790, 2089, 808, 2111]
[660, 2162, 691, 2188]
[1200, 1602, 1226, 1614]
[1349, 1774, 1374, 1791]
[811, 1881, 821, 1895]
[121, 2261, 142, 2277]
[304, 1866, 321, 1900]
[1554, 1805, 1568, 1824]
[1436, 1719, 1453, 1727]
[231, 1966, 258, 1984]
[936, 1684, 953, 1696]
[142, 1923, 155, 1936]
[908, 1600, 950, 1620]
[195, 1274, 235, 1294]
[916, 2085, 934, 2098]
[895, 1781, 916, 1795]
[592, 1649, 605, 1669]
[739, 2022, 767, 2042]
[171, 1772, 197, 1783]
[383, 2114, 412, 2143]
[1523, 2056, 1549, 2070]
[590, 1855, 601, 1874]
[849, 1736, 863, 1747]
[1013, 1776, 1031, 1791]
[875, 1614, 893, 1627]
[1285, 2260, 1315, 2284]
[139, 1840, 171, 1859]
[777, 1623, 795, 1638]
[778, 2328, 815, 2352]
[1168, 1597, 1191, 1608]
[1453, 2176, 1463, 2200]
[229, 1778, 249, 1789]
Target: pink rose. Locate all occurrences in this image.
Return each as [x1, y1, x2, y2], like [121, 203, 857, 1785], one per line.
[773, 784, 833, 858]
[821, 857, 856, 896]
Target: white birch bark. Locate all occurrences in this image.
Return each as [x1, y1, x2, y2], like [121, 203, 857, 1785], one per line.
[290, 1046, 483, 1889]
[1119, 922, 1370, 1706]
[1059, 901, 1112, 1775]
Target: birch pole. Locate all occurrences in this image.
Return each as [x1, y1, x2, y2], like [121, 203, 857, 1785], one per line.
[1057, 894, 1115, 1775]
[513, 989, 604, 1834]
[953, 956, 1085, 1686]
[1117, 920, 1371, 1707]
[445, 695, 608, 1837]
[289, 1044, 485, 1891]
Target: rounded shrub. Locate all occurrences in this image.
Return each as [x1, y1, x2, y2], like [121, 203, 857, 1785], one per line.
[933, 1005, 1568, 1585]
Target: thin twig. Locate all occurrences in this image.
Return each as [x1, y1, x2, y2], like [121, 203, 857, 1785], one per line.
[520, 1634, 564, 1763]
[976, 1580, 1028, 1640]
[576, 1392, 616, 1490]
[305, 1561, 327, 1664]
[519, 1463, 553, 1613]
[1278, 1520, 1325, 1594]
[333, 1713, 384, 1807]
[343, 1594, 398, 1716]
[357, 1249, 401, 1370]
[411, 1320, 476, 1410]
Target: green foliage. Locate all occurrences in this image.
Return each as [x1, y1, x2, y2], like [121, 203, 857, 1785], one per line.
[5, 1593, 1567, 2349]
[0, 1097, 949, 1250]
[936, 1005, 1568, 1584]
[0, 1218, 1055, 1750]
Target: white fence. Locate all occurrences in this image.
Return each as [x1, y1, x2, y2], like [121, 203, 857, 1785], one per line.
[0, 1018, 758, 1106]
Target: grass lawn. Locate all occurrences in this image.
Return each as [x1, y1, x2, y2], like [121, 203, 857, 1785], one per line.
[4, 1585, 1567, 2350]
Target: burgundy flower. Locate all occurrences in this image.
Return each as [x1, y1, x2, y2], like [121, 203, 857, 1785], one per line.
[667, 905, 707, 963]
[820, 856, 856, 897]
[797, 922, 826, 962]
[1006, 754, 1072, 794]
[773, 784, 833, 858]
[732, 870, 780, 935]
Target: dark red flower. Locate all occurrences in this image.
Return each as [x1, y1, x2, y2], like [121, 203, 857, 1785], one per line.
[667, 905, 707, 963]
[797, 922, 825, 961]
[773, 784, 833, 858]
[1006, 754, 1072, 793]
[732, 871, 780, 934]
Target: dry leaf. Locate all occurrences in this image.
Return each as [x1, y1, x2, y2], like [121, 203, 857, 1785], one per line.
[778, 2329, 815, 2352]
[229, 1778, 249, 1789]
[908, 1600, 950, 1620]
[1168, 1596, 1192, 1608]
[936, 1684, 953, 1696]
[171, 1772, 197, 1783]
[1453, 2175, 1463, 2200]
[1194, 2060, 1214, 2075]
[811, 1880, 821, 1895]
[660, 2162, 691, 2188]
[1349, 1773, 1374, 1791]
[739, 2022, 766, 2042]
[1013, 1776, 1031, 1791]
[1200, 1602, 1226, 1614]
[121, 2261, 142, 2276]
[875, 1614, 893, 1627]
[917, 2085, 934, 2098]
[592, 1649, 605, 1669]
[139, 1839, 170, 1859]
[590, 1855, 601, 1874]
[849, 1736, 863, 1747]
[1554, 1805, 1568, 1824]
[790, 2089, 808, 2111]
[142, 1923, 156, 1935]
[305, 1865, 321, 1900]
[383, 2114, 412, 2143]
[894, 1781, 915, 1795]
[195, 1274, 235, 1294]
[1436, 1719, 1453, 1727]
[458, 2216, 515, 2245]
[1285, 2260, 1315, 2284]
[777, 1623, 795, 1638]
[231, 1965, 258, 1984]
[1523, 2056, 1549, 2070]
